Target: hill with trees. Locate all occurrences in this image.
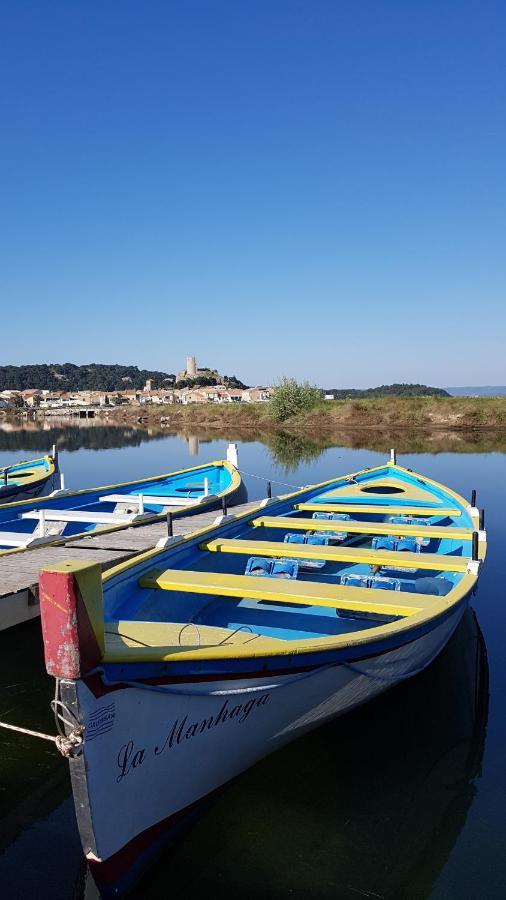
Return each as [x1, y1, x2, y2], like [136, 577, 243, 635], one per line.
[174, 369, 247, 389]
[0, 363, 176, 392]
[324, 383, 450, 399]
[0, 363, 248, 392]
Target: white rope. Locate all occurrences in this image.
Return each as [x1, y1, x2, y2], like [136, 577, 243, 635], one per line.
[0, 680, 84, 758]
[237, 469, 305, 491]
[0, 717, 83, 756]
[0, 720, 59, 743]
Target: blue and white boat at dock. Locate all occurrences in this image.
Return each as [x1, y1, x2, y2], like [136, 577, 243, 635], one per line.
[0, 446, 243, 555]
[31, 451, 486, 895]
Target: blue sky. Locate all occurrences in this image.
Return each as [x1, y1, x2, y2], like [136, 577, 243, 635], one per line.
[1, 1, 504, 387]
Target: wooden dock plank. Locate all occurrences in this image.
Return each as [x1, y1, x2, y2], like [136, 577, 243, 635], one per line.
[0, 499, 260, 630]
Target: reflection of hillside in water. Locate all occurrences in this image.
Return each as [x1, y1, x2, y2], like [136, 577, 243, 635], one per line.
[2, 418, 506, 461]
[0, 421, 168, 453]
[133, 608, 488, 900]
[168, 427, 506, 465]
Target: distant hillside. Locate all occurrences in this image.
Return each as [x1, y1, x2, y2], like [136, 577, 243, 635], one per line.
[446, 386, 506, 397]
[0, 363, 176, 392]
[325, 383, 450, 399]
[174, 370, 247, 389]
[0, 363, 249, 393]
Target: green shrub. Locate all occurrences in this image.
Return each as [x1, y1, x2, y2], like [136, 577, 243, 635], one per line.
[269, 377, 322, 422]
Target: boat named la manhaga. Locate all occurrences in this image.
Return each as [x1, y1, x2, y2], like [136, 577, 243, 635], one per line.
[116, 693, 271, 781]
[37, 452, 486, 896]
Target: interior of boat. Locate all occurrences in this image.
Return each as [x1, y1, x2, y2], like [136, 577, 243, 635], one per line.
[102, 464, 480, 654]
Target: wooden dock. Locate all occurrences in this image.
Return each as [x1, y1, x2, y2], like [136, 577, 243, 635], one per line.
[0, 500, 260, 631]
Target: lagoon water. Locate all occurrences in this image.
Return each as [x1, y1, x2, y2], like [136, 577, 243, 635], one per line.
[0, 423, 505, 899]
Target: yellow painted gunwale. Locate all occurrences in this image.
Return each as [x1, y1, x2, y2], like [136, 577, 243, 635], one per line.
[104, 619, 287, 660]
[0, 459, 240, 558]
[95, 461, 486, 664]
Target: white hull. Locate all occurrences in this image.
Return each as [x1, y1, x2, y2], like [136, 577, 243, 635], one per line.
[68, 603, 465, 867]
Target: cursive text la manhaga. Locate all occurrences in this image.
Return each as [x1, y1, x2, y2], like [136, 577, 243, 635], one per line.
[116, 694, 270, 782]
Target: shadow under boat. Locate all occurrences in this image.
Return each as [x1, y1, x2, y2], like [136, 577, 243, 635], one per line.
[80, 605, 489, 899]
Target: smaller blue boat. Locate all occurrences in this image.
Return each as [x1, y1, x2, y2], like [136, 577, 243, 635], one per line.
[0, 448, 243, 555]
[0, 452, 59, 505]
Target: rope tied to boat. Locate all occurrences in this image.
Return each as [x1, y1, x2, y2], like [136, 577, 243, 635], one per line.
[235, 469, 306, 491]
[0, 679, 84, 758]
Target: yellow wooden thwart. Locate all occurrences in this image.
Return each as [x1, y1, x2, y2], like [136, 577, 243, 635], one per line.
[251, 515, 472, 541]
[296, 503, 461, 517]
[202, 537, 469, 573]
[139, 569, 439, 616]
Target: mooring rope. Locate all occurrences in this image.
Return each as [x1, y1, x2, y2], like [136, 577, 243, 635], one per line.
[0, 679, 84, 758]
[236, 469, 306, 491]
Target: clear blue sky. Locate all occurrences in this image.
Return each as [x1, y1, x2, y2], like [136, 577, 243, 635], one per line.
[1, 1, 504, 387]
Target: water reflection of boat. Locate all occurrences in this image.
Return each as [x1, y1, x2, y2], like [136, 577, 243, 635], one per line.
[130, 606, 489, 899]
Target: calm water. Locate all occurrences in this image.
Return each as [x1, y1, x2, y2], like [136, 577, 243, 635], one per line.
[0, 424, 505, 899]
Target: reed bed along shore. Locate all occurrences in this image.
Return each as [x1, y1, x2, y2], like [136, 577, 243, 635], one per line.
[97, 396, 506, 433]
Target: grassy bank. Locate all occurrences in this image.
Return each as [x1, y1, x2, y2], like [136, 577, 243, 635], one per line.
[99, 395, 506, 432]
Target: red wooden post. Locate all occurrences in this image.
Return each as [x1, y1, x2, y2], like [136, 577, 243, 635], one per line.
[39, 560, 105, 679]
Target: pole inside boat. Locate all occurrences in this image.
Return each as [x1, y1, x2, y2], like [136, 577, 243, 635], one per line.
[222, 495, 228, 516]
[471, 489, 477, 507]
[390, 448, 396, 464]
[167, 511, 173, 537]
[472, 532, 478, 561]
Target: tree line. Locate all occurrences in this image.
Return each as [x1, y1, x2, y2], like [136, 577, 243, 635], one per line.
[0, 364, 176, 392]
[324, 383, 450, 399]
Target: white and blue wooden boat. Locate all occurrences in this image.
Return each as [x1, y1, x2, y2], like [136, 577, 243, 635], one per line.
[0, 453, 59, 505]
[0, 453, 243, 555]
[37, 453, 486, 896]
